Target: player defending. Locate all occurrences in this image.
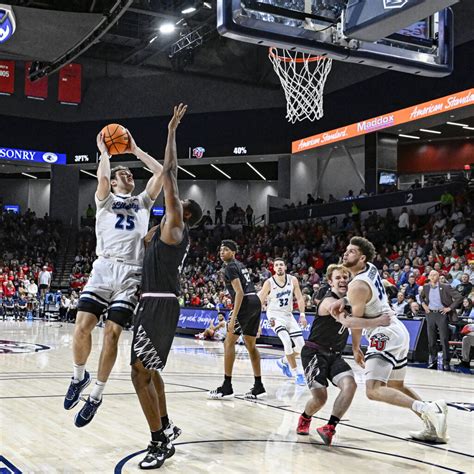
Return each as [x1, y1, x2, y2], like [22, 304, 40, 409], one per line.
[64, 128, 163, 427]
[297, 264, 390, 445]
[208, 240, 266, 400]
[131, 104, 203, 469]
[330, 237, 448, 443]
[258, 258, 307, 385]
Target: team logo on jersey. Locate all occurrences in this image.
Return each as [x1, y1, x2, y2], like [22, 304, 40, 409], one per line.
[0, 339, 51, 354]
[383, 0, 408, 9]
[42, 152, 59, 163]
[369, 333, 389, 351]
[192, 147, 205, 159]
[0, 6, 16, 44]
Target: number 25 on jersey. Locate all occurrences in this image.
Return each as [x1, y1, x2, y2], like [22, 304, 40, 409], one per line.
[115, 213, 135, 231]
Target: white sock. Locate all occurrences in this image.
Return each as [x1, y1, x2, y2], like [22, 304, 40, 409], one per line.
[412, 400, 428, 414]
[90, 380, 106, 401]
[73, 364, 85, 383]
[295, 359, 304, 375]
[281, 356, 288, 365]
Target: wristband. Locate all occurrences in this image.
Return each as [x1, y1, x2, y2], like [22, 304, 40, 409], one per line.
[300, 313, 306, 318]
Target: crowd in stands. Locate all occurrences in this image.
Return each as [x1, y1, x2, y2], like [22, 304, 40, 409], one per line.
[0, 208, 62, 319]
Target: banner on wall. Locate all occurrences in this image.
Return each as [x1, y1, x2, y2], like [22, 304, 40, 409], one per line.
[292, 88, 474, 153]
[24, 62, 48, 99]
[58, 63, 82, 104]
[0, 60, 14, 95]
[0, 147, 66, 165]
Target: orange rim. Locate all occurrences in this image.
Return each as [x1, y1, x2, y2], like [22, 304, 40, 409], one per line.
[268, 47, 326, 63]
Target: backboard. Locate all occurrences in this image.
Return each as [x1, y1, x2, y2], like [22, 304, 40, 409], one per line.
[217, 0, 454, 77]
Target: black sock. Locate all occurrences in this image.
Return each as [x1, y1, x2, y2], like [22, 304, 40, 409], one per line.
[223, 375, 232, 387]
[302, 411, 311, 420]
[151, 428, 168, 443]
[161, 415, 169, 428]
[254, 376, 263, 387]
[328, 415, 340, 427]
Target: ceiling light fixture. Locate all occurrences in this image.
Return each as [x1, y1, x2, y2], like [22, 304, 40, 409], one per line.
[178, 165, 196, 178]
[419, 129, 441, 134]
[203, 2, 212, 8]
[181, 6, 196, 14]
[21, 172, 38, 179]
[446, 121, 469, 127]
[246, 162, 266, 181]
[159, 23, 175, 34]
[463, 126, 474, 131]
[149, 35, 158, 44]
[399, 134, 420, 140]
[80, 169, 97, 178]
[211, 164, 231, 179]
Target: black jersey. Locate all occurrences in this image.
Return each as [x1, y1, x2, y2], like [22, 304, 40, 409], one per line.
[308, 290, 348, 351]
[224, 260, 255, 301]
[141, 224, 189, 295]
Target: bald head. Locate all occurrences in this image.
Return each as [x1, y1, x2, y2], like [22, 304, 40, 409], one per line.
[429, 270, 440, 285]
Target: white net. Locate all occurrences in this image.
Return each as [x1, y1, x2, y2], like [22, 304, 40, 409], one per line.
[268, 47, 333, 124]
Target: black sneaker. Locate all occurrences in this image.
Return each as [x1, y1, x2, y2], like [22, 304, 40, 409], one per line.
[139, 440, 175, 470]
[64, 371, 91, 410]
[74, 396, 102, 428]
[163, 420, 182, 441]
[244, 384, 267, 400]
[208, 385, 234, 400]
[456, 360, 471, 369]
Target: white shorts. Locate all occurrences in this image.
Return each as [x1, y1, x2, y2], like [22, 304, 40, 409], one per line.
[78, 257, 141, 316]
[364, 319, 409, 383]
[267, 310, 303, 339]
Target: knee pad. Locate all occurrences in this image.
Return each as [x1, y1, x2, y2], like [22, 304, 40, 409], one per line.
[275, 327, 293, 355]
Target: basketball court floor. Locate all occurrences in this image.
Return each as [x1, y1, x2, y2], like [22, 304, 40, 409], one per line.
[1, 320, 472, 473]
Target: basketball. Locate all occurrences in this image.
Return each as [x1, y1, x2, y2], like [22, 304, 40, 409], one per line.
[100, 123, 129, 155]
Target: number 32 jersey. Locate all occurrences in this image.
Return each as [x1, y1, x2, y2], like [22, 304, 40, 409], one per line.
[94, 191, 154, 264]
[266, 275, 294, 314]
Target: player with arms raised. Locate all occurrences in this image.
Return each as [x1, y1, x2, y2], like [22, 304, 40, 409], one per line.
[258, 258, 306, 385]
[330, 237, 448, 443]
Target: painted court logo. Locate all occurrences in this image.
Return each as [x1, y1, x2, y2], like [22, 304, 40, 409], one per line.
[383, 0, 408, 9]
[0, 5, 16, 44]
[0, 339, 51, 354]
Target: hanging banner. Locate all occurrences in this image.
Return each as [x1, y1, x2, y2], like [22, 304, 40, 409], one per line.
[58, 63, 82, 104]
[24, 61, 48, 99]
[0, 59, 14, 94]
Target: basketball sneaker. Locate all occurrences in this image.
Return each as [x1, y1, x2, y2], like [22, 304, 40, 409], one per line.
[295, 374, 306, 386]
[208, 385, 234, 399]
[74, 396, 102, 428]
[317, 424, 336, 446]
[64, 371, 91, 410]
[244, 384, 267, 400]
[296, 415, 311, 435]
[409, 418, 449, 444]
[139, 440, 175, 470]
[277, 358, 293, 378]
[421, 400, 448, 440]
[163, 420, 182, 441]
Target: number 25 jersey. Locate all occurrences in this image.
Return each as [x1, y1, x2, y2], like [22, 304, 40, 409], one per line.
[94, 191, 154, 264]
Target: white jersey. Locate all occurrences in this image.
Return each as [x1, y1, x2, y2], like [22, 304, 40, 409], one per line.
[349, 262, 393, 336]
[266, 275, 294, 313]
[94, 191, 154, 265]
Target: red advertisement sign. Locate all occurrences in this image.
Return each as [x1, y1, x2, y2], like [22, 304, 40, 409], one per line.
[24, 62, 48, 99]
[58, 63, 82, 104]
[292, 88, 474, 153]
[0, 60, 15, 95]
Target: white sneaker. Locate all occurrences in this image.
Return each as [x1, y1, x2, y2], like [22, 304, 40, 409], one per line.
[421, 400, 448, 440]
[409, 418, 449, 444]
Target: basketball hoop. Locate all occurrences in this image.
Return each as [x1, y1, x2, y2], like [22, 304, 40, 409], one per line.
[268, 47, 332, 124]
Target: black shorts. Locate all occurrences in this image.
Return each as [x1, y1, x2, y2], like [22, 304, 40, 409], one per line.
[130, 296, 180, 371]
[301, 345, 353, 389]
[232, 295, 261, 337]
[39, 284, 48, 290]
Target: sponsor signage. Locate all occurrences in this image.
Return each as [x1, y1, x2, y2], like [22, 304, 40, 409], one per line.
[0, 5, 16, 44]
[0, 60, 14, 95]
[292, 88, 474, 153]
[0, 147, 66, 165]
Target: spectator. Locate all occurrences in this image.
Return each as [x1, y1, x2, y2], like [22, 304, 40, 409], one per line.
[343, 190, 355, 201]
[456, 273, 473, 298]
[246, 205, 254, 226]
[403, 274, 419, 299]
[420, 270, 463, 370]
[306, 194, 315, 205]
[38, 265, 52, 298]
[398, 207, 409, 233]
[449, 262, 464, 282]
[410, 179, 421, 189]
[215, 201, 223, 225]
[455, 323, 474, 369]
[459, 298, 473, 319]
[405, 301, 422, 319]
[440, 188, 454, 213]
[86, 204, 95, 219]
[392, 292, 408, 316]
